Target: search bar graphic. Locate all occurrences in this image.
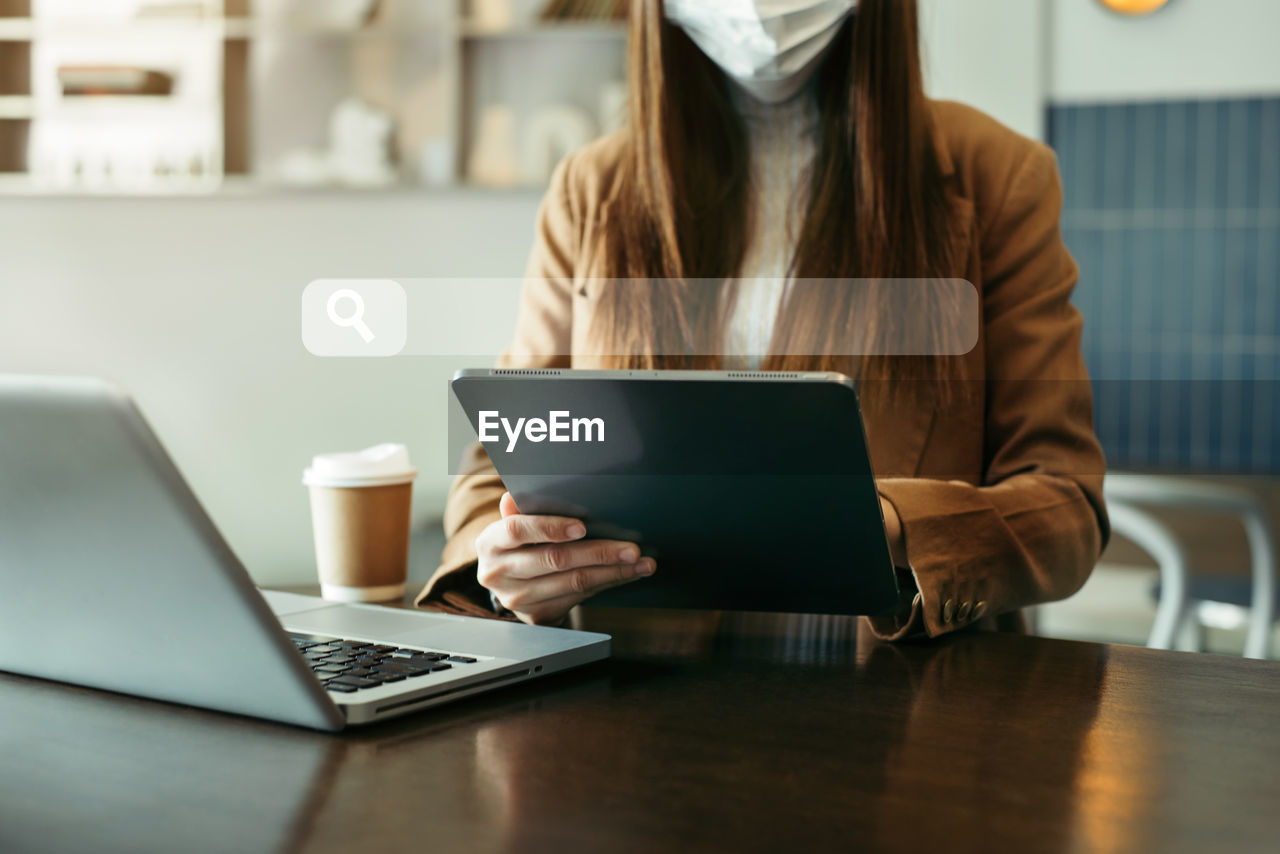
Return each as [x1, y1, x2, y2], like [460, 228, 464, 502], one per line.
[302, 278, 523, 358]
[302, 279, 407, 357]
[326, 288, 375, 343]
[301, 278, 981, 360]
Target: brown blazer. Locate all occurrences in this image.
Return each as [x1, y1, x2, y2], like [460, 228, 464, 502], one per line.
[416, 99, 1109, 640]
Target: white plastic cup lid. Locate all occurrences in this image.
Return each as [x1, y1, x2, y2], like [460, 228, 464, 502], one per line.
[302, 443, 417, 488]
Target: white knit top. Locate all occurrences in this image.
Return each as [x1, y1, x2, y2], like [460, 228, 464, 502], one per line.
[721, 82, 821, 370]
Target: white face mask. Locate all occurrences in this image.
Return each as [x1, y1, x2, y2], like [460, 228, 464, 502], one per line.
[665, 0, 856, 103]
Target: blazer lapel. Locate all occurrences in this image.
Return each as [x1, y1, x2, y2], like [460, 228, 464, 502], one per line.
[862, 166, 976, 477]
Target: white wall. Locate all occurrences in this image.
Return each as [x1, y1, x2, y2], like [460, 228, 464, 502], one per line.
[920, 0, 1049, 141]
[0, 189, 543, 585]
[919, 0, 1280, 142]
[1050, 0, 1280, 103]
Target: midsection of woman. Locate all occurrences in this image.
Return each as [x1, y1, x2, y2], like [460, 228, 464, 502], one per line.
[415, 0, 1108, 640]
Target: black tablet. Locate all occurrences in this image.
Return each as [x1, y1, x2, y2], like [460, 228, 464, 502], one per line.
[450, 369, 899, 616]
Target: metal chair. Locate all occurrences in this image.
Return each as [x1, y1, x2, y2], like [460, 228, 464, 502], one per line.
[1104, 475, 1277, 659]
[1049, 97, 1280, 660]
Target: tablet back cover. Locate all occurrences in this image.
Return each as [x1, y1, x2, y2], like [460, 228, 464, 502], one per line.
[450, 371, 899, 616]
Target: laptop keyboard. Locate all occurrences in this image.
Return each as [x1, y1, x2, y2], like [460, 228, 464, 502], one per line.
[289, 632, 480, 694]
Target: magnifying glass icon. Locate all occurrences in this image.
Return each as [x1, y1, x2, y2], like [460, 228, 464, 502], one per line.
[326, 288, 375, 343]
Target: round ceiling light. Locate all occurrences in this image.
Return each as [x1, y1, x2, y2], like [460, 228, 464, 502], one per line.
[1098, 0, 1173, 15]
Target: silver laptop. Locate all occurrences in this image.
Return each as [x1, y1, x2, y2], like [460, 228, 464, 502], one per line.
[0, 374, 609, 731]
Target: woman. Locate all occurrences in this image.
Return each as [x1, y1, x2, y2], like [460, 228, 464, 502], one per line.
[416, 0, 1108, 640]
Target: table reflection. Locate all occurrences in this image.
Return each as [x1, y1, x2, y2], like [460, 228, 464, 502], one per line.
[0, 610, 1127, 854]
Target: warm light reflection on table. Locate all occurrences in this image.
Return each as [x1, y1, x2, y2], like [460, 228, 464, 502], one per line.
[2, 606, 1277, 853]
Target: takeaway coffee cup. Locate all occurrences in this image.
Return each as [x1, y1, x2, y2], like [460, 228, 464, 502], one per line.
[303, 443, 417, 602]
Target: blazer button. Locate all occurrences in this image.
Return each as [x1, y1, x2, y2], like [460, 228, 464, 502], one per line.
[942, 599, 956, 623]
[972, 601, 988, 620]
[957, 601, 972, 622]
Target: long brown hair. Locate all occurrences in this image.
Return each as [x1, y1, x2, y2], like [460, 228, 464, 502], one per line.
[592, 0, 959, 383]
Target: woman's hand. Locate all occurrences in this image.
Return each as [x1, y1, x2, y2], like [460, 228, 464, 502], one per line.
[475, 492, 656, 626]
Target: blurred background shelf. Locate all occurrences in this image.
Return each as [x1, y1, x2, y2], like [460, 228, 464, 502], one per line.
[0, 0, 629, 193]
[0, 16, 626, 40]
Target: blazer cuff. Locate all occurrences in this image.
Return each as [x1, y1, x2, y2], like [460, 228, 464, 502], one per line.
[864, 566, 928, 642]
[873, 479, 998, 639]
[413, 516, 516, 621]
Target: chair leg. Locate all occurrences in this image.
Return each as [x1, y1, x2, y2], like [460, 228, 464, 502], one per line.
[1107, 475, 1279, 660]
[1174, 604, 1206, 653]
[1242, 512, 1276, 660]
[1106, 502, 1190, 651]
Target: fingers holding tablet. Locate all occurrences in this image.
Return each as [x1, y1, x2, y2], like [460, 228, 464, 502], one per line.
[476, 492, 657, 625]
[485, 505, 585, 550]
[504, 539, 647, 579]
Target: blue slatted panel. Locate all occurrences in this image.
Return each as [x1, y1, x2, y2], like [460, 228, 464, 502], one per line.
[1047, 97, 1280, 473]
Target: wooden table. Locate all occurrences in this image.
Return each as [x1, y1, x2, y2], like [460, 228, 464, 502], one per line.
[2, 604, 1278, 854]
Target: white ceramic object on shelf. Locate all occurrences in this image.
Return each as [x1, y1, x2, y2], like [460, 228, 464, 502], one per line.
[272, 97, 397, 187]
[329, 96, 397, 187]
